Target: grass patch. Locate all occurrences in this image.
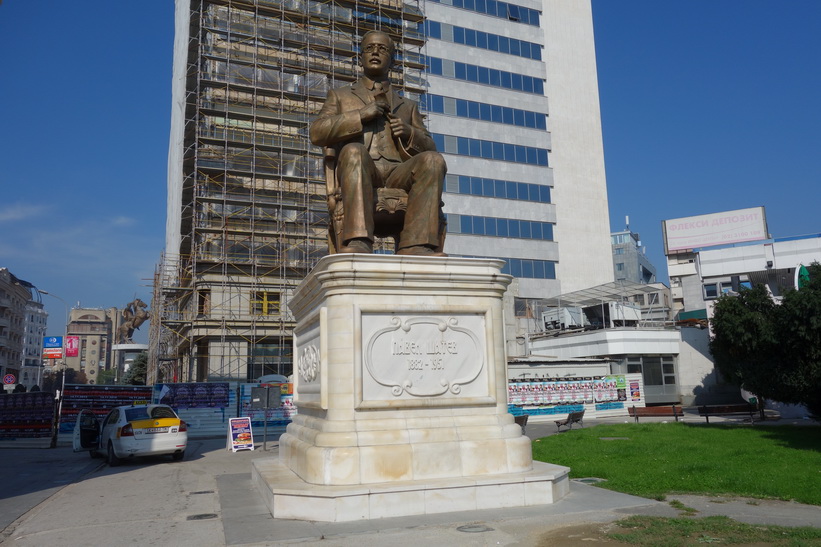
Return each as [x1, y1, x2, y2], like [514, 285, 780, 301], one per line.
[668, 499, 698, 516]
[607, 515, 821, 546]
[532, 423, 821, 504]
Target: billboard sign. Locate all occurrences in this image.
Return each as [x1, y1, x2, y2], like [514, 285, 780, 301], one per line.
[43, 336, 63, 349]
[43, 348, 63, 359]
[662, 207, 768, 254]
[65, 336, 80, 357]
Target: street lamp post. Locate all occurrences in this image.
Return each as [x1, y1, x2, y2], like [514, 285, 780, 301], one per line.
[38, 290, 69, 449]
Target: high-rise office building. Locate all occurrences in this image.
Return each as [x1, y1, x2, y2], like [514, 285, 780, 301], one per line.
[154, 0, 427, 382]
[154, 0, 612, 382]
[422, 0, 611, 299]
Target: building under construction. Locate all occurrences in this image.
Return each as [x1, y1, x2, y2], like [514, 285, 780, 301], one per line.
[152, 0, 426, 383]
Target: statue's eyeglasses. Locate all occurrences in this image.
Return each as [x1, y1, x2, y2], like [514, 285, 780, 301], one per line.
[363, 43, 391, 55]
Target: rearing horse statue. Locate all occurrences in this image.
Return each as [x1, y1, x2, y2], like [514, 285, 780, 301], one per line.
[118, 298, 150, 344]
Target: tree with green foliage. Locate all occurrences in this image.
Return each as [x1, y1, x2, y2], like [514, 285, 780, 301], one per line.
[96, 368, 117, 385]
[41, 367, 88, 393]
[122, 352, 148, 385]
[710, 263, 821, 417]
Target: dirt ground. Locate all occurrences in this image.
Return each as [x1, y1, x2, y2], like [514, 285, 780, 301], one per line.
[535, 522, 623, 545]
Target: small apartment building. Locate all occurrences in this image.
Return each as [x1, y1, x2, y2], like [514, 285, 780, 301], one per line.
[0, 268, 36, 389]
[667, 232, 821, 403]
[21, 298, 47, 390]
[64, 308, 119, 384]
[662, 207, 821, 404]
[611, 227, 657, 284]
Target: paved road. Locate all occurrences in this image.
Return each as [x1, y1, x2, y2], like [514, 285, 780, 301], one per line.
[0, 445, 102, 532]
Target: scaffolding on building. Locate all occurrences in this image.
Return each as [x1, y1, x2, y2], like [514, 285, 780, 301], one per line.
[150, 0, 426, 384]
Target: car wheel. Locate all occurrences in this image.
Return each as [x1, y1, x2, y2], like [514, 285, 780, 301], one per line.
[107, 442, 121, 467]
[172, 450, 185, 461]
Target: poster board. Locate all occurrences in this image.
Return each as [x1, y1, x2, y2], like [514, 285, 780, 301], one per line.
[227, 417, 254, 452]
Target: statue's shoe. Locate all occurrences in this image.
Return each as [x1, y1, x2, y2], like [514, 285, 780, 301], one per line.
[338, 239, 373, 253]
[396, 245, 447, 257]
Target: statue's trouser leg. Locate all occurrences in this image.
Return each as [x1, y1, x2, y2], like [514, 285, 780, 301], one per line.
[338, 143, 380, 244]
[385, 151, 446, 249]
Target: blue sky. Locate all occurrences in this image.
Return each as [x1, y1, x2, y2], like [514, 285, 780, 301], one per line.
[1, 2, 820, 340]
[592, 1, 821, 276]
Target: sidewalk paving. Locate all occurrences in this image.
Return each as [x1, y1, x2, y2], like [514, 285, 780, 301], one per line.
[2, 417, 819, 546]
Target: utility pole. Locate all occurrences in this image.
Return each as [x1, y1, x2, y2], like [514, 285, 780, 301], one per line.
[39, 290, 69, 449]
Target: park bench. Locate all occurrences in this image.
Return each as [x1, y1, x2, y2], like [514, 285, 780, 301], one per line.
[514, 414, 529, 434]
[698, 404, 756, 424]
[554, 409, 585, 432]
[628, 405, 682, 423]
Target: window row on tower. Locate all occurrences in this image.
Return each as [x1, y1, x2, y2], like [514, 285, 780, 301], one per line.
[432, 134, 549, 166]
[427, 0, 540, 26]
[426, 57, 544, 94]
[448, 214, 554, 241]
[423, 21, 542, 60]
[421, 94, 547, 130]
[458, 256, 557, 279]
[444, 174, 551, 203]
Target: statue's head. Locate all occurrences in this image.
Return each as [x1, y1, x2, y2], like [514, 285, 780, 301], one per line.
[360, 30, 394, 79]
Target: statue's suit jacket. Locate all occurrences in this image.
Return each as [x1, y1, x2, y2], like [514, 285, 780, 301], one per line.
[309, 79, 436, 161]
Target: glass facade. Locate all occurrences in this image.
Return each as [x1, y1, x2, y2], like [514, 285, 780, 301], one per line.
[427, 0, 540, 26]
[433, 134, 548, 166]
[426, 57, 545, 95]
[460, 255, 556, 279]
[448, 214, 554, 241]
[444, 174, 550, 203]
[423, 21, 541, 60]
[420, 94, 547, 130]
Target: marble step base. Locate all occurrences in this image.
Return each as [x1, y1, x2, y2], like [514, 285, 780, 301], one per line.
[252, 457, 570, 522]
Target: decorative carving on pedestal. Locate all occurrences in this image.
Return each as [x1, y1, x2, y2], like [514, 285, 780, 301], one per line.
[361, 314, 489, 404]
[297, 344, 319, 383]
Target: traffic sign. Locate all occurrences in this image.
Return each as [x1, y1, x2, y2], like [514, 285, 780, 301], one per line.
[3, 374, 16, 385]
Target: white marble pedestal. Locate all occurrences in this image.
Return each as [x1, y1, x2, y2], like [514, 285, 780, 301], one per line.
[252, 255, 569, 521]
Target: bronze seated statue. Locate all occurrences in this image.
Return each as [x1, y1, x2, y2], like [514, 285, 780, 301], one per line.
[311, 30, 447, 256]
[323, 145, 447, 254]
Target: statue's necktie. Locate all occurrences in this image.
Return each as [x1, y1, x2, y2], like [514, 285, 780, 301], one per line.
[370, 83, 398, 160]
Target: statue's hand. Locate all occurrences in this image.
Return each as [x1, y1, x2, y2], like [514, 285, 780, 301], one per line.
[387, 114, 410, 141]
[360, 101, 388, 123]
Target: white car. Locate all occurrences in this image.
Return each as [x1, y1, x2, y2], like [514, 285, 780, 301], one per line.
[73, 404, 188, 466]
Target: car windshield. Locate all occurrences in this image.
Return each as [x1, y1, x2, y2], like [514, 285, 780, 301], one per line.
[150, 407, 178, 419]
[124, 406, 178, 421]
[125, 408, 151, 421]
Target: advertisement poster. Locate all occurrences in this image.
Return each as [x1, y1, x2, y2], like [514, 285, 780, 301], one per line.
[59, 385, 153, 432]
[630, 381, 642, 401]
[43, 348, 63, 359]
[155, 382, 230, 409]
[508, 375, 630, 407]
[65, 336, 80, 358]
[43, 336, 62, 349]
[228, 417, 254, 452]
[0, 392, 56, 439]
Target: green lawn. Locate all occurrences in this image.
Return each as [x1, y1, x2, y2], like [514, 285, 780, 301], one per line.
[606, 515, 821, 546]
[532, 423, 821, 504]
